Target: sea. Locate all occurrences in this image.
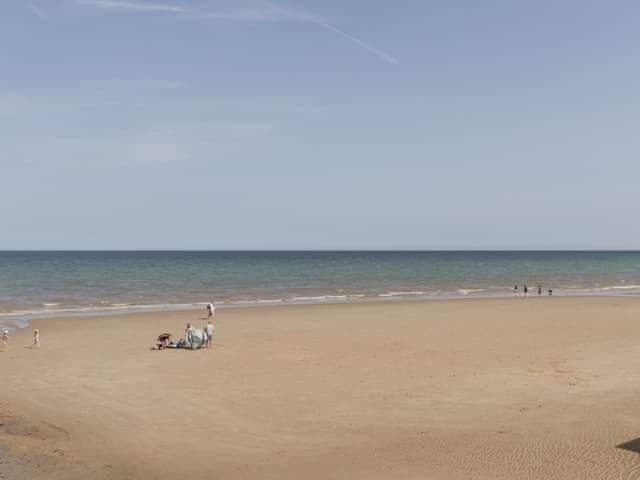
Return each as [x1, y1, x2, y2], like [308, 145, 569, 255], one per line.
[1, 251, 640, 331]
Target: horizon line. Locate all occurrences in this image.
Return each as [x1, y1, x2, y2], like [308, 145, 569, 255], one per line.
[2, 249, 640, 253]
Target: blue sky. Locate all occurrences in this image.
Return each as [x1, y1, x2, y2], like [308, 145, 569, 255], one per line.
[2, 0, 640, 249]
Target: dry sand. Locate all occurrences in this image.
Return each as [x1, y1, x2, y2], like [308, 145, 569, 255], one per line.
[3, 297, 640, 479]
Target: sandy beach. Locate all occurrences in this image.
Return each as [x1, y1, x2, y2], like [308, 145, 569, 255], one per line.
[3, 297, 640, 479]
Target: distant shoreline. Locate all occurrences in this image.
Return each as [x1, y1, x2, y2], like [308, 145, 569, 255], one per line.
[3, 289, 640, 332]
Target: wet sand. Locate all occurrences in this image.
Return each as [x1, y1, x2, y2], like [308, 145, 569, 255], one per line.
[3, 297, 640, 479]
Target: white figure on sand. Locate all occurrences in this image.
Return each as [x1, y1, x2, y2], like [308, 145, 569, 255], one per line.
[0, 330, 8, 352]
[185, 323, 194, 347]
[32, 329, 40, 349]
[204, 302, 216, 348]
[204, 320, 215, 348]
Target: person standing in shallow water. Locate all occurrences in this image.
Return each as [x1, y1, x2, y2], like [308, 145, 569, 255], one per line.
[524, 285, 528, 297]
[538, 284, 542, 296]
[514, 285, 519, 297]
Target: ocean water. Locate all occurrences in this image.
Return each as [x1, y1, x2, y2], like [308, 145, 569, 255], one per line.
[1, 251, 640, 330]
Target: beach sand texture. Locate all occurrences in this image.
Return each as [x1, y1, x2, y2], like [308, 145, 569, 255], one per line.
[3, 297, 640, 479]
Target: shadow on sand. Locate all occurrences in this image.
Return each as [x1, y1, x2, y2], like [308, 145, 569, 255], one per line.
[617, 438, 640, 454]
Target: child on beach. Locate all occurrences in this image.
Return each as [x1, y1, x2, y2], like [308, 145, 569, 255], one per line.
[206, 302, 215, 318]
[32, 329, 40, 349]
[205, 320, 215, 349]
[1, 330, 8, 352]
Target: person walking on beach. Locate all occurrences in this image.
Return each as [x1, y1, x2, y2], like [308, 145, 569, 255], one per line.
[32, 329, 40, 349]
[206, 302, 215, 318]
[0, 330, 8, 352]
[204, 320, 215, 349]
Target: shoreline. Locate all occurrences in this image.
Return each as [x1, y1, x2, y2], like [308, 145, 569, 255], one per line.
[3, 288, 640, 332]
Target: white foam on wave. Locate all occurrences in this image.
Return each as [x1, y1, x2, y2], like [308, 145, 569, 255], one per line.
[597, 285, 640, 291]
[291, 296, 330, 302]
[457, 289, 486, 295]
[0, 302, 202, 320]
[378, 291, 427, 297]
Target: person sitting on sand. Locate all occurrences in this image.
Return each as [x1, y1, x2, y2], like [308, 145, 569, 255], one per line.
[204, 320, 215, 349]
[156, 333, 171, 350]
[32, 329, 40, 349]
[0, 330, 8, 352]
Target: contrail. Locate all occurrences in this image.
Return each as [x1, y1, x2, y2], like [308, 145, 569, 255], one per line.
[317, 21, 399, 65]
[261, 0, 398, 64]
[28, 3, 46, 17]
[76, 0, 188, 13]
[76, 0, 399, 64]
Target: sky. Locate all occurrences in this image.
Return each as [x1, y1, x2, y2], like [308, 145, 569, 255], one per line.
[2, 0, 640, 249]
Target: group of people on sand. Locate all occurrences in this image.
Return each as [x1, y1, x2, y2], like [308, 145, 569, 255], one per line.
[156, 302, 216, 350]
[0, 329, 40, 352]
[514, 284, 553, 297]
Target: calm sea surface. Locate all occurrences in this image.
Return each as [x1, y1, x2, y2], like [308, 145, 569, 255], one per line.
[1, 251, 640, 330]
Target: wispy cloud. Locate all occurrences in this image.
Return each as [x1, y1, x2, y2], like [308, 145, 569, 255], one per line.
[74, 0, 398, 64]
[0, 93, 33, 116]
[3, 121, 274, 168]
[76, 0, 188, 13]
[28, 3, 46, 17]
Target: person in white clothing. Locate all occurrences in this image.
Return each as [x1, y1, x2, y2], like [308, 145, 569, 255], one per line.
[204, 321, 215, 348]
[206, 302, 215, 318]
[32, 329, 40, 349]
[185, 323, 194, 346]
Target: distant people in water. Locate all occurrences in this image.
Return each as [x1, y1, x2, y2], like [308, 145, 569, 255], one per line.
[538, 284, 542, 295]
[206, 302, 215, 318]
[523, 285, 528, 297]
[0, 330, 8, 352]
[514, 285, 519, 297]
[548, 289, 553, 296]
[31, 329, 40, 349]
